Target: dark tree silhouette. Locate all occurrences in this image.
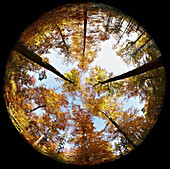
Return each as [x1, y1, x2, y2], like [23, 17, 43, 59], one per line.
[13, 40, 74, 84]
[94, 57, 163, 86]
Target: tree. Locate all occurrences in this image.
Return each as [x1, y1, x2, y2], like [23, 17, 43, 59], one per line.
[13, 40, 74, 83]
[93, 57, 163, 86]
[82, 93, 140, 148]
[83, 7, 87, 61]
[67, 107, 116, 165]
[84, 64, 165, 148]
[4, 2, 166, 166]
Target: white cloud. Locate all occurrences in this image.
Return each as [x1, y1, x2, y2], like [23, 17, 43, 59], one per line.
[92, 37, 135, 75]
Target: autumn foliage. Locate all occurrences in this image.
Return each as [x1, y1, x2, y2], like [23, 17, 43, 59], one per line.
[3, 3, 166, 165]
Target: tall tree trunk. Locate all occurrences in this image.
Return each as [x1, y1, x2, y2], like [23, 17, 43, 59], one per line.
[34, 134, 46, 146]
[133, 31, 146, 45]
[57, 25, 69, 53]
[83, 8, 87, 61]
[127, 31, 145, 50]
[105, 15, 111, 33]
[13, 40, 74, 84]
[93, 57, 163, 86]
[82, 125, 89, 162]
[132, 38, 151, 56]
[85, 100, 137, 148]
[116, 20, 132, 45]
[48, 13, 70, 54]
[103, 112, 137, 148]
[34, 119, 57, 146]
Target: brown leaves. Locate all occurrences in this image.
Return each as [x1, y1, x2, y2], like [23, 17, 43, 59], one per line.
[67, 109, 115, 165]
[4, 2, 166, 166]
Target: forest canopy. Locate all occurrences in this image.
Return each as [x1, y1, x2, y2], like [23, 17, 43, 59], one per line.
[3, 3, 166, 166]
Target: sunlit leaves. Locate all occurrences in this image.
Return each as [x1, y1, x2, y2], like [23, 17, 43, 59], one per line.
[4, 2, 166, 166]
[63, 68, 82, 94]
[67, 109, 116, 165]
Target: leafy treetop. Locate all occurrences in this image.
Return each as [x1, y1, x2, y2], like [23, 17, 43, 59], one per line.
[4, 2, 166, 166]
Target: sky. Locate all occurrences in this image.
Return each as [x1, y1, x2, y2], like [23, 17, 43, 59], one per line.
[91, 38, 135, 75]
[24, 17, 148, 152]
[26, 14, 147, 143]
[30, 35, 145, 133]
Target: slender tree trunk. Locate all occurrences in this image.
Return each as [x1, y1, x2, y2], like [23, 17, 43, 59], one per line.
[34, 134, 46, 146]
[82, 125, 89, 162]
[85, 100, 137, 148]
[105, 15, 111, 33]
[33, 24, 44, 41]
[57, 25, 69, 53]
[117, 20, 131, 45]
[94, 57, 163, 86]
[132, 38, 151, 56]
[133, 31, 145, 45]
[127, 31, 145, 50]
[13, 40, 74, 83]
[103, 113, 137, 148]
[34, 119, 57, 146]
[49, 14, 69, 54]
[83, 8, 87, 60]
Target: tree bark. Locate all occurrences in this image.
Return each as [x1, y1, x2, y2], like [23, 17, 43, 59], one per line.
[13, 40, 74, 84]
[26, 105, 46, 114]
[82, 125, 89, 162]
[127, 31, 145, 50]
[34, 119, 57, 146]
[93, 57, 163, 86]
[83, 8, 87, 59]
[116, 20, 131, 45]
[105, 15, 111, 33]
[132, 38, 151, 56]
[34, 134, 46, 146]
[85, 100, 137, 148]
[57, 25, 69, 53]
[103, 113, 137, 148]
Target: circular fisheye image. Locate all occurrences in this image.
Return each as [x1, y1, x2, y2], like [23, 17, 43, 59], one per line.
[3, 3, 166, 165]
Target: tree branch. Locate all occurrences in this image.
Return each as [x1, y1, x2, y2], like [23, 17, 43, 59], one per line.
[26, 104, 46, 114]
